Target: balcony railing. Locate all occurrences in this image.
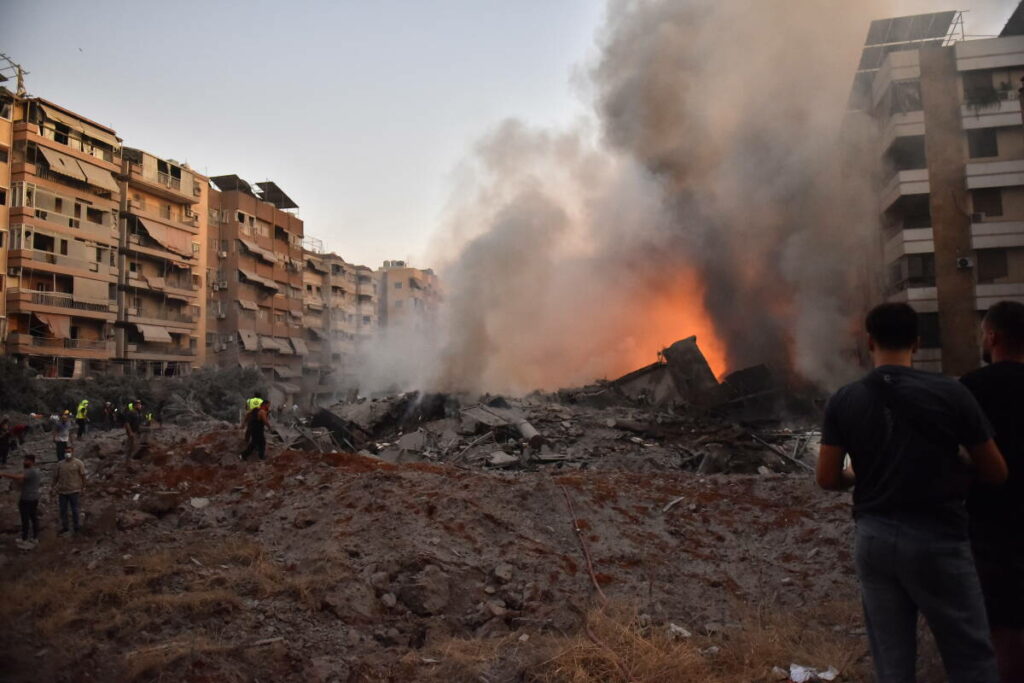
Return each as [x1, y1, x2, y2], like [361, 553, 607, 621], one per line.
[127, 342, 196, 356]
[7, 288, 113, 313]
[19, 249, 105, 273]
[156, 172, 182, 190]
[7, 334, 112, 352]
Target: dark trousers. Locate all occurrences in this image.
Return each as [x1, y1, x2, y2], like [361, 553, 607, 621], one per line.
[242, 431, 266, 460]
[0, 439, 9, 465]
[18, 499, 39, 540]
[76, 418, 86, 438]
[855, 515, 998, 683]
[59, 493, 81, 532]
[55, 440, 68, 461]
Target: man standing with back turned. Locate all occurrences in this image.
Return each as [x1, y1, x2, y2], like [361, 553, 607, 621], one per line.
[962, 300, 1024, 682]
[817, 303, 1007, 683]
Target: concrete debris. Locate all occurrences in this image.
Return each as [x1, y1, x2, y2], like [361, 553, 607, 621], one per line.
[789, 664, 839, 682]
[189, 497, 210, 509]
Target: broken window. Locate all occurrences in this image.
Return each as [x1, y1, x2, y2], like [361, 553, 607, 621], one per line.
[886, 136, 927, 172]
[972, 188, 1003, 218]
[905, 253, 935, 287]
[967, 129, 998, 158]
[889, 80, 923, 115]
[977, 248, 1009, 283]
[963, 70, 998, 108]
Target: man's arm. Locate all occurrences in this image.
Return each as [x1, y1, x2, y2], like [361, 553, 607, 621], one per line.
[966, 439, 1008, 485]
[817, 444, 855, 491]
[0, 472, 25, 481]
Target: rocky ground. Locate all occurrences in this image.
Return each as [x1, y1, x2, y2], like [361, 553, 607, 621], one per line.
[0, 393, 896, 682]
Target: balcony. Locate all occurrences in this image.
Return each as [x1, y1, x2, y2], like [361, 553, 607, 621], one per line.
[126, 341, 197, 359]
[9, 248, 116, 278]
[880, 169, 929, 211]
[12, 209, 117, 243]
[965, 159, 1024, 190]
[883, 227, 934, 262]
[971, 221, 1024, 250]
[6, 333, 114, 358]
[976, 282, 1024, 309]
[125, 163, 199, 205]
[6, 288, 116, 320]
[961, 96, 1022, 131]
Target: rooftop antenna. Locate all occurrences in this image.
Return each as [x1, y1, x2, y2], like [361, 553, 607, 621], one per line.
[0, 52, 28, 96]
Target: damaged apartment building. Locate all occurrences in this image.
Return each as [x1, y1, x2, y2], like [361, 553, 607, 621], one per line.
[0, 72, 435, 390]
[852, 7, 1024, 374]
[206, 175, 307, 402]
[301, 241, 378, 401]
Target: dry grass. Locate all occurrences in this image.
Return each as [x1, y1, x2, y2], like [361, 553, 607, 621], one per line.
[416, 600, 870, 683]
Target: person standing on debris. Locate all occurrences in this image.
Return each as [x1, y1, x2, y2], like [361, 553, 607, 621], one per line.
[1, 454, 41, 549]
[961, 300, 1024, 682]
[817, 302, 1007, 683]
[246, 393, 264, 412]
[102, 401, 115, 430]
[75, 399, 90, 438]
[240, 400, 271, 461]
[53, 447, 86, 536]
[51, 411, 74, 461]
[124, 400, 143, 459]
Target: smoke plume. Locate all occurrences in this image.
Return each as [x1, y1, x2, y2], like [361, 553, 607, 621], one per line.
[360, 0, 886, 396]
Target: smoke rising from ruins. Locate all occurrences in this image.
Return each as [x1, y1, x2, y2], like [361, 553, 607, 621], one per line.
[360, 0, 887, 396]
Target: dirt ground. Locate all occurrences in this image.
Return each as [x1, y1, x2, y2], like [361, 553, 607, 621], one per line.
[0, 416, 941, 682]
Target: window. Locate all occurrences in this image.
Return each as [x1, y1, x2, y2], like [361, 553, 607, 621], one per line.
[886, 136, 927, 172]
[129, 261, 138, 273]
[237, 212, 245, 223]
[967, 129, 998, 158]
[963, 70, 997, 105]
[890, 80, 922, 115]
[59, 239, 68, 256]
[394, 282, 402, 290]
[972, 188, 1003, 218]
[0, 188, 6, 206]
[977, 249, 1009, 283]
[0, 149, 8, 163]
[86, 207, 104, 224]
[362, 316, 371, 324]
[905, 253, 935, 287]
[160, 204, 172, 219]
[53, 123, 69, 145]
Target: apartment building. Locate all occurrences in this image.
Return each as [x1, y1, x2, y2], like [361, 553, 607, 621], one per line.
[207, 175, 306, 402]
[117, 148, 208, 376]
[857, 10, 1024, 374]
[300, 247, 380, 397]
[0, 88, 13, 342]
[377, 260, 439, 331]
[3, 96, 121, 377]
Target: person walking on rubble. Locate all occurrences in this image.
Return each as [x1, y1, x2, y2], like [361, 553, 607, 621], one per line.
[246, 393, 264, 412]
[240, 400, 271, 461]
[53, 446, 86, 536]
[0, 416, 12, 466]
[123, 399, 143, 459]
[817, 302, 1007, 683]
[962, 300, 1024, 682]
[102, 401, 115, 430]
[75, 399, 90, 438]
[1, 453, 41, 549]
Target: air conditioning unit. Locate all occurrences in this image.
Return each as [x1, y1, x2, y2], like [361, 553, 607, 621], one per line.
[217, 280, 227, 288]
[216, 312, 226, 319]
[218, 251, 228, 258]
[956, 256, 974, 270]
[211, 283, 219, 291]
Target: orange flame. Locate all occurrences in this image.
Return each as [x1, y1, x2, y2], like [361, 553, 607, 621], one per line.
[614, 269, 729, 380]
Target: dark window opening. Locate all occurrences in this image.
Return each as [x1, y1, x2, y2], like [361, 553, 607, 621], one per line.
[972, 188, 1003, 218]
[886, 136, 927, 172]
[967, 128, 998, 158]
[0, 188, 6, 206]
[86, 207, 104, 224]
[0, 149, 8, 163]
[59, 239, 68, 256]
[32, 233, 55, 252]
[53, 123, 70, 145]
[237, 212, 245, 223]
[890, 80, 922, 115]
[977, 249, 1009, 283]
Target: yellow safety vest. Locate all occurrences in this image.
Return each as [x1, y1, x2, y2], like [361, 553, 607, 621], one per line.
[246, 397, 264, 411]
[76, 401, 89, 419]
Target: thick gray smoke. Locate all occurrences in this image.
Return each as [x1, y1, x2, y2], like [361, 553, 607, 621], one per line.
[358, 0, 885, 396]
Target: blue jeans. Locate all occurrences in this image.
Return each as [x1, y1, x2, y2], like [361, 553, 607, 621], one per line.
[855, 515, 998, 683]
[59, 492, 80, 532]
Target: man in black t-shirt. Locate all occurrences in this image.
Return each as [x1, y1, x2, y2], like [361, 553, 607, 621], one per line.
[962, 300, 1024, 682]
[818, 303, 1007, 683]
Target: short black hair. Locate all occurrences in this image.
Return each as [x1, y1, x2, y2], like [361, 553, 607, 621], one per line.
[985, 300, 1024, 352]
[24, 454, 35, 463]
[866, 302, 919, 350]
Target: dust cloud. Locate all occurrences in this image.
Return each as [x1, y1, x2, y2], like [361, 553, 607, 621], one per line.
[359, 0, 891, 396]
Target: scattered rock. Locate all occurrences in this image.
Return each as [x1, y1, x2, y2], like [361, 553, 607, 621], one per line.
[189, 497, 210, 509]
[493, 563, 514, 583]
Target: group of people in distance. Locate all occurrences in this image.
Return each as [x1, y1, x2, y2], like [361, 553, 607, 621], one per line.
[819, 300, 1024, 683]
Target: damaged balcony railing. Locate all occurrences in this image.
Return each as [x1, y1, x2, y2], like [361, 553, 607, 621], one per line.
[8, 288, 113, 313]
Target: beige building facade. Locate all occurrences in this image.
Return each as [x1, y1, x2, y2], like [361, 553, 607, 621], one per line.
[376, 260, 439, 332]
[859, 12, 1024, 373]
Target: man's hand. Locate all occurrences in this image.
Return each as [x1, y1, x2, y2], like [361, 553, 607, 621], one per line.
[967, 439, 1008, 485]
[817, 444, 855, 491]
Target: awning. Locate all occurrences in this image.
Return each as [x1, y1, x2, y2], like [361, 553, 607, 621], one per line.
[237, 299, 258, 311]
[72, 276, 109, 304]
[276, 338, 294, 355]
[77, 160, 120, 193]
[306, 257, 327, 273]
[144, 275, 166, 291]
[290, 337, 309, 355]
[260, 335, 283, 352]
[40, 103, 119, 148]
[238, 268, 279, 292]
[34, 312, 71, 339]
[238, 330, 259, 350]
[134, 323, 173, 343]
[308, 327, 326, 340]
[274, 366, 300, 379]
[275, 382, 302, 395]
[306, 300, 324, 311]
[38, 146, 87, 182]
[237, 237, 277, 264]
[166, 293, 191, 304]
[138, 218, 193, 258]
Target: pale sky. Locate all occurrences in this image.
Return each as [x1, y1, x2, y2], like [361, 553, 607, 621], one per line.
[1, 0, 1018, 268]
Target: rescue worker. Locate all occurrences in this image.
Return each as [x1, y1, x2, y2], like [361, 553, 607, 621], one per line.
[102, 401, 115, 430]
[240, 399, 271, 461]
[124, 399, 144, 459]
[246, 393, 264, 411]
[52, 411, 73, 461]
[75, 399, 90, 438]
